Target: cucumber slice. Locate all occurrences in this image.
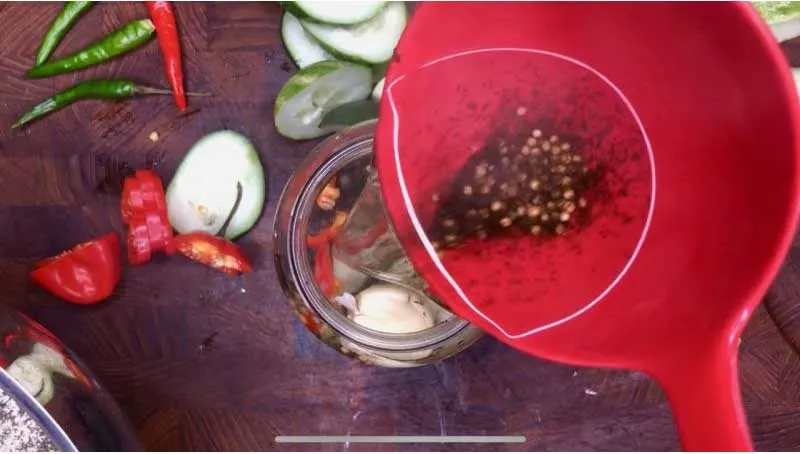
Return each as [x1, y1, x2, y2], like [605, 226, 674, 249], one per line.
[166, 131, 266, 240]
[300, 2, 407, 64]
[755, 1, 800, 41]
[275, 60, 372, 140]
[319, 100, 378, 128]
[282, 12, 335, 69]
[372, 77, 385, 101]
[755, 1, 800, 24]
[283, 1, 387, 25]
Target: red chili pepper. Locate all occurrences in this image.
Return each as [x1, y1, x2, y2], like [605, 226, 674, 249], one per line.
[144, 1, 187, 111]
[30, 232, 121, 305]
[306, 211, 348, 248]
[174, 231, 252, 276]
[312, 242, 340, 299]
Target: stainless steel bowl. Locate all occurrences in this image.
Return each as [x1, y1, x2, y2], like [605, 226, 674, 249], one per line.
[0, 307, 140, 451]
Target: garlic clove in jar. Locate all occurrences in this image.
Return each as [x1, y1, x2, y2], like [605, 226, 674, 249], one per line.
[6, 357, 55, 406]
[351, 284, 435, 334]
[30, 343, 75, 380]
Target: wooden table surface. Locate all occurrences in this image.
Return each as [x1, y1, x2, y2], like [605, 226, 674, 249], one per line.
[1, 2, 800, 451]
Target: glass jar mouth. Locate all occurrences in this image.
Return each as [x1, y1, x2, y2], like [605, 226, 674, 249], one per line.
[280, 121, 472, 352]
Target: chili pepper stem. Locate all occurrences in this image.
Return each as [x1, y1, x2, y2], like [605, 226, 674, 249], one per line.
[216, 182, 244, 237]
[135, 86, 212, 97]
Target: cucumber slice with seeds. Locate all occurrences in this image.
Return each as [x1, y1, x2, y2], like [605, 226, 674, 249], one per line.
[275, 60, 372, 140]
[282, 12, 336, 69]
[283, 1, 387, 25]
[300, 2, 407, 64]
[166, 131, 266, 240]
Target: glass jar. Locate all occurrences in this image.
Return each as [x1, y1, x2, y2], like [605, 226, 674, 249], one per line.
[274, 121, 483, 367]
[0, 308, 141, 451]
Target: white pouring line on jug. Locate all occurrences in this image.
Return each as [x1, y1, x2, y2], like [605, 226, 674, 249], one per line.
[385, 47, 657, 340]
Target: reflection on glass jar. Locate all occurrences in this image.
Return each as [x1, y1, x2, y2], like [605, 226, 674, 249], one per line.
[274, 121, 483, 367]
[0, 309, 141, 451]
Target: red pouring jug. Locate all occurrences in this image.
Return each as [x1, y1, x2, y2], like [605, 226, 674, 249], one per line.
[374, 2, 800, 451]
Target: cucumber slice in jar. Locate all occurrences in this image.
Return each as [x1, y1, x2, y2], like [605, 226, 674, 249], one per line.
[299, 2, 407, 64]
[282, 12, 335, 68]
[166, 131, 266, 240]
[274, 60, 372, 140]
[282, 1, 387, 25]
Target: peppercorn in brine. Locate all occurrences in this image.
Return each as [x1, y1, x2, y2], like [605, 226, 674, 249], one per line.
[428, 125, 595, 250]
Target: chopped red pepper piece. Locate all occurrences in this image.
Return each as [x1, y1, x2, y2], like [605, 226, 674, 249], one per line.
[122, 169, 175, 264]
[143, 212, 175, 255]
[127, 218, 153, 265]
[121, 169, 168, 223]
[30, 232, 121, 305]
[174, 231, 252, 276]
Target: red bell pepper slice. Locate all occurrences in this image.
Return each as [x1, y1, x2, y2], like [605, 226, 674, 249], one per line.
[30, 232, 121, 305]
[122, 170, 175, 264]
[143, 212, 176, 255]
[126, 213, 175, 264]
[174, 231, 252, 276]
[127, 218, 153, 265]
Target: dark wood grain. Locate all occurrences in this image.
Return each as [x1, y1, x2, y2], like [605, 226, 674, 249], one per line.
[1, 2, 800, 451]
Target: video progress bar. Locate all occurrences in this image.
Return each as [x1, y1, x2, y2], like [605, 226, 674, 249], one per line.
[275, 436, 526, 443]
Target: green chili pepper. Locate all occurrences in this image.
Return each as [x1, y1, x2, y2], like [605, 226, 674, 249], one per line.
[26, 19, 155, 79]
[12, 79, 204, 128]
[35, 1, 94, 67]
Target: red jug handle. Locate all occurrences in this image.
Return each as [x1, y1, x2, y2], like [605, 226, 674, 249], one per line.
[652, 339, 753, 451]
